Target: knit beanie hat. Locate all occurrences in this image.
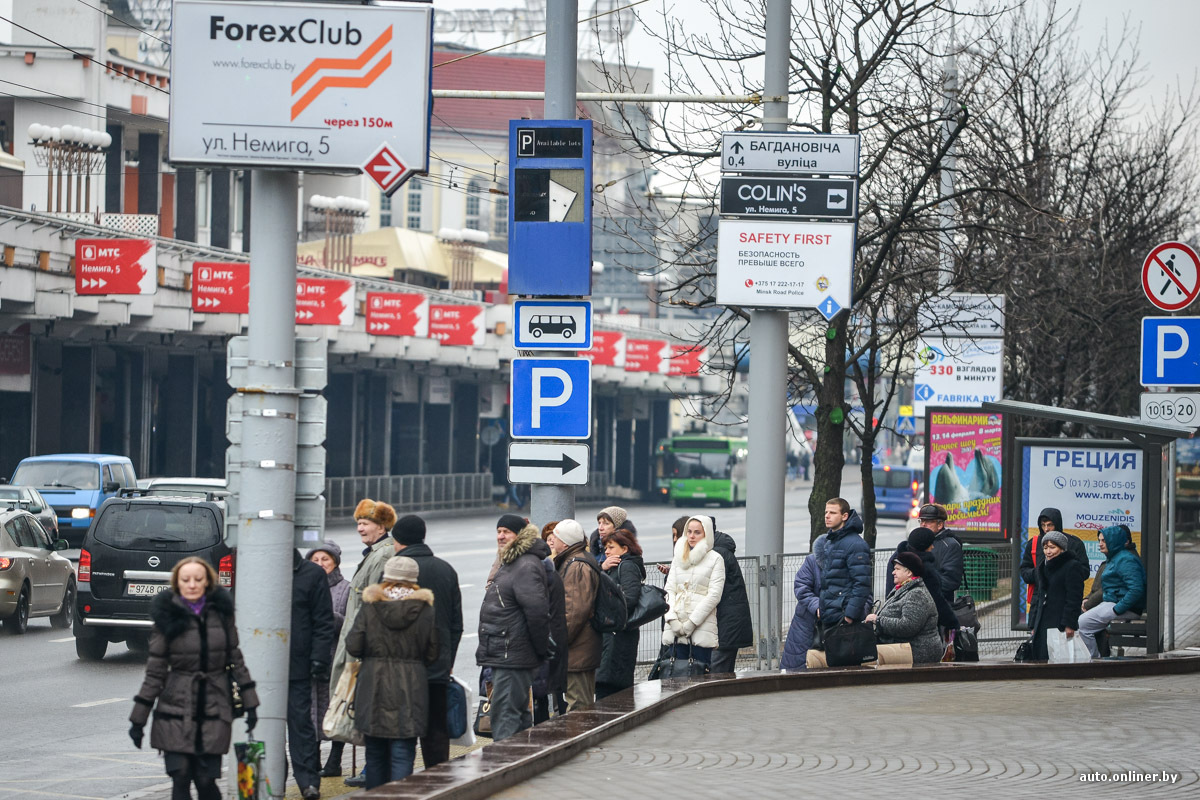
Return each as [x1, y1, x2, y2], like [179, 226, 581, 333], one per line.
[354, 498, 397, 531]
[598, 506, 628, 527]
[1041, 530, 1070, 551]
[907, 527, 936, 552]
[392, 514, 427, 545]
[305, 539, 342, 566]
[497, 514, 527, 536]
[553, 519, 586, 548]
[894, 551, 924, 577]
[382, 555, 419, 584]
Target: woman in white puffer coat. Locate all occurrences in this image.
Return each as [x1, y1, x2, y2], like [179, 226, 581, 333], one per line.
[662, 515, 726, 666]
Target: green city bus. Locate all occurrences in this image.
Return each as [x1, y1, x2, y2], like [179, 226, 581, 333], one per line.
[654, 436, 749, 507]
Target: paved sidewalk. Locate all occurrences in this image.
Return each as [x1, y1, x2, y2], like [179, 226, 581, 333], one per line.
[490, 674, 1200, 799]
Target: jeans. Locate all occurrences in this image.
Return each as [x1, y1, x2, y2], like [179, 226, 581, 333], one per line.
[489, 666, 535, 741]
[1078, 601, 1141, 658]
[709, 647, 739, 675]
[363, 736, 416, 789]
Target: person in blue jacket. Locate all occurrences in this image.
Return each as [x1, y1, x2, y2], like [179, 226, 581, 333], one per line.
[815, 498, 872, 629]
[1077, 524, 1146, 658]
[780, 549, 821, 669]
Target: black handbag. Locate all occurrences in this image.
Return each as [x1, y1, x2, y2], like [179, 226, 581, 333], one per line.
[626, 584, 668, 630]
[657, 643, 710, 679]
[221, 618, 245, 719]
[1013, 639, 1034, 662]
[952, 627, 979, 662]
[952, 571, 980, 632]
[824, 620, 878, 667]
[446, 678, 468, 739]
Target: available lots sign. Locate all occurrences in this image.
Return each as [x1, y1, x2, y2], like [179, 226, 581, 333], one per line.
[75, 239, 157, 295]
[192, 261, 249, 313]
[926, 410, 1003, 534]
[716, 220, 854, 312]
[366, 291, 428, 337]
[296, 277, 354, 326]
[169, 1, 432, 175]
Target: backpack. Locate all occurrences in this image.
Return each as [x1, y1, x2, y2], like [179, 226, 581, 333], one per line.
[569, 556, 628, 634]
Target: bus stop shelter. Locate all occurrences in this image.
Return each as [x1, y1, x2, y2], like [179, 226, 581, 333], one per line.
[983, 399, 1196, 654]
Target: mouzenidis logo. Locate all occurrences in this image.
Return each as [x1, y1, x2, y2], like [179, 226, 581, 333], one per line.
[290, 25, 393, 120]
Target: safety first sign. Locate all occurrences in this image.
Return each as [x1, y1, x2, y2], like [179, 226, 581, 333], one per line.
[168, 1, 432, 174]
[716, 220, 854, 313]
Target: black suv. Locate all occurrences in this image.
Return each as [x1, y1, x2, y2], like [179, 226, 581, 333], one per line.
[74, 491, 232, 661]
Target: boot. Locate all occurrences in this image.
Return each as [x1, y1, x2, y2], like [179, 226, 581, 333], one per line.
[320, 742, 345, 778]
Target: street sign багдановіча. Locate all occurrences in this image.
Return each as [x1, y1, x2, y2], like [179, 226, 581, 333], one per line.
[513, 300, 592, 350]
[169, 1, 431, 178]
[719, 176, 857, 220]
[721, 132, 860, 175]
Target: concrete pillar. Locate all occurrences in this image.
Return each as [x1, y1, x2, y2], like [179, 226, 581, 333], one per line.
[241, 171, 252, 252]
[104, 123, 122, 214]
[211, 169, 231, 249]
[137, 132, 159, 216]
[175, 168, 197, 242]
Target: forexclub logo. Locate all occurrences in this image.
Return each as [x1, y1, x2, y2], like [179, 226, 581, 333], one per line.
[290, 25, 393, 120]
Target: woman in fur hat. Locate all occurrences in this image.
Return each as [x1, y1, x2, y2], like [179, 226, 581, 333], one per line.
[662, 515, 726, 667]
[306, 540, 351, 776]
[128, 557, 259, 800]
[346, 555, 438, 788]
[864, 551, 943, 665]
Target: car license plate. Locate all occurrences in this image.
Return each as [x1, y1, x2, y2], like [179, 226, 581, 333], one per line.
[126, 582, 165, 597]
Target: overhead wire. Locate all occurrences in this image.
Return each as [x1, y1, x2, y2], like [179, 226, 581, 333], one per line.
[72, 0, 171, 48]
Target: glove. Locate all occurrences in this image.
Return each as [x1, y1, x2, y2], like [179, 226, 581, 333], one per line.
[310, 661, 331, 682]
[129, 724, 143, 749]
[667, 618, 682, 635]
[679, 620, 696, 637]
[245, 707, 258, 733]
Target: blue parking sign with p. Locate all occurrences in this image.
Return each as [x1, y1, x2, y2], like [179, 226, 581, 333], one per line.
[1141, 317, 1200, 386]
[511, 358, 592, 439]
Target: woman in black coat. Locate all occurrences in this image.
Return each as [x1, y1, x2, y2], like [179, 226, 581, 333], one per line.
[1030, 531, 1085, 660]
[596, 529, 645, 699]
[129, 557, 259, 800]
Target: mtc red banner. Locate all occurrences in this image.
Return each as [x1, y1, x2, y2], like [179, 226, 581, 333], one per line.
[296, 278, 354, 326]
[625, 338, 671, 373]
[192, 262, 249, 313]
[668, 345, 706, 376]
[75, 238, 156, 295]
[366, 292, 428, 337]
[586, 330, 626, 368]
[429, 304, 485, 346]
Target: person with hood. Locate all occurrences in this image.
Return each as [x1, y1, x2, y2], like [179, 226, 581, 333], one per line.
[129, 557, 259, 800]
[709, 518, 754, 675]
[547, 519, 601, 711]
[815, 498, 872, 628]
[346, 556, 438, 788]
[915, 504, 963, 601]
[861, 551, 943, 665]
[662, 516, 726, 665]
[306, 541, 351, 778]
[331, 498, 396, 788]
[286, 549, 335, 799]
[528, 523, 568, 723]
[589, 506, 629, 561]
[477, 514, 552, 740]
[1028, 530, 1085, 661]
[1077, 525, 1146, 658]
[780, 550, 821, 670]
[1020, 507, 1090, 610]
[885, 527, 958, 634]
[596, 528, 645, 699]
[391, 514, 463, 770]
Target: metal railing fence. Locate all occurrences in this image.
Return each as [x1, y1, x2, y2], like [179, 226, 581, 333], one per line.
[325, 473, 491, 517]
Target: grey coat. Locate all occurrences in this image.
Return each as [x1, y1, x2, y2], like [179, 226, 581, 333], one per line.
[873, 578, 944, 664]
[330, 536, 394, 693]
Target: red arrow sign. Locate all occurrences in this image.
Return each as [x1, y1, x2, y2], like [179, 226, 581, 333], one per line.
[192, 261, 249, 313]
[585, 330, 626, 367]
[428, 304, 485, 346]
[366, 291, 428, 337]
[75, 239, 156, 295]
[668, 344, 706, 376]
[296, 278, 354, 326]
[625, 338, 671, 373]
[363, 142, 413, 196]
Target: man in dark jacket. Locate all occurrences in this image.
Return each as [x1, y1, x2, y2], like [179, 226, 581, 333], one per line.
[1019, 507, 1090, 602]
[708, 518, 754, 675]
[916, 504, 963, 601]
[288, 550, 335, 800]
[477, 515, 551, 741]
[816, 498, 872, 626]
[392, 514, 463, 768]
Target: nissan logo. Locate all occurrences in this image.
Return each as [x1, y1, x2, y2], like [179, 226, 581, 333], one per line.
[148, 556, 160, 568]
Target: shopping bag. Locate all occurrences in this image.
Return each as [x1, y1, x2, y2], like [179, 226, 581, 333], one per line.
[448, 675, 476, 747]
[824, 620, 878, 667]
[235, 739, 269, 800]
[322, 661, 364, 746]
[1046, 629, 1090, 663]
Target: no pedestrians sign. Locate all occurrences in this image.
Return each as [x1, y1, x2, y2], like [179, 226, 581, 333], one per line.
[1143, 241, 1200, 312]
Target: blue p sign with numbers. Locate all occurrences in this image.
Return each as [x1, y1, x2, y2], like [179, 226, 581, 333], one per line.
[510, 358, 592, 439]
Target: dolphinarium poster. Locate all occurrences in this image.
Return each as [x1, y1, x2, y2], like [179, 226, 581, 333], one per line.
[926, 411, 1003, 533]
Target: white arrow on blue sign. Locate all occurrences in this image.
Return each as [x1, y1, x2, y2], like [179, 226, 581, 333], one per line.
[510, 357, 592, 439]
[1141, 317, 1200, 387]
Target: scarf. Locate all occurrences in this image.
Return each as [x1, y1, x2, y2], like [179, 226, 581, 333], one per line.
[326, 566, 345, 588]
[383, 584, 415, 601]
[185, 595, 207, 616]
[893, 576, 919, 592]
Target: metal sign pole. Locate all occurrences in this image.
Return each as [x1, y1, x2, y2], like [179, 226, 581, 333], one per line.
[1168, 439, 1176, 650]
[745, 0, 791, 668]
[530, 0, 580, 526]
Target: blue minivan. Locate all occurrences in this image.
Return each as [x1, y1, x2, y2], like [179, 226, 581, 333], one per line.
[10, 455, 137, 546]
[872, 465, 924, 519]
